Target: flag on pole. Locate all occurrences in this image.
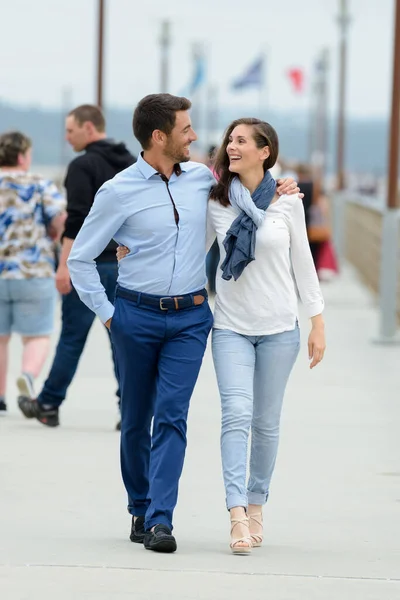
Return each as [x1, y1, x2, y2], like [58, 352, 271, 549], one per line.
[231, 56, 264, 90]
[187, 51, 206, 95]
[287, 68, 305, 93]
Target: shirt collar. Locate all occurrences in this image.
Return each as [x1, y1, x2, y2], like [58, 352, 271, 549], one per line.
[136, 152, 187, 180]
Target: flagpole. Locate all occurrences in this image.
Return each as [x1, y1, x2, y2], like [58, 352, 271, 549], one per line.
[316, 48, 329, 181]
[190, 43, 204, 140]
[160, 20, 171, 93]
[96, 0, 105, 109]
[259, 49, 268, 119]
[206, 84, 218, 148]
[309, 49, 329, 179]
[308, 68, 316, 164]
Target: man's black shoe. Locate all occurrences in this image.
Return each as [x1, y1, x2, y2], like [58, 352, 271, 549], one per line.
[0, 399, 7, 412]
[144, 524, 177, 553]
[130, 516, 145, 543]
[17, 396, 59, 428]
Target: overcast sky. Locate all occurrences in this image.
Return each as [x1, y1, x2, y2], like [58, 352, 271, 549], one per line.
[0, 0, 394, 119]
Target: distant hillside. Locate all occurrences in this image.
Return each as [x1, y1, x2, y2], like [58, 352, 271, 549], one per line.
[0, 102, 389, 177]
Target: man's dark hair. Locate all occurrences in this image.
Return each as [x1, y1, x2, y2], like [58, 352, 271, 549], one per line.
[68, 104, 106, 132]
[133, 94, 192, 150]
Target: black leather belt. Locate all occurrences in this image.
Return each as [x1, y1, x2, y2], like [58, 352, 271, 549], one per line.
[116, 286, 207, 311]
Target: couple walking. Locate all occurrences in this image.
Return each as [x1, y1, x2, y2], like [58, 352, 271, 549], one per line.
[67, 94, 325, 554]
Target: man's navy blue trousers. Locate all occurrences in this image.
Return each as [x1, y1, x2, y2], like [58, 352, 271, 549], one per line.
[111, 287, 213, 531]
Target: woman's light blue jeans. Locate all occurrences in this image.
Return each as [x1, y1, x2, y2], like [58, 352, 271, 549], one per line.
[212, 326, 300, 510]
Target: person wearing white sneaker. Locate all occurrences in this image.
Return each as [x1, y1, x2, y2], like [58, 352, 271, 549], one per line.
[16, 372, 35, 400]
[0, 131, 66, 413]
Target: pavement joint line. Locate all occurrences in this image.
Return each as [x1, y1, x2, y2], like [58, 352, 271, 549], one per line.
[1, 564, 399, 583]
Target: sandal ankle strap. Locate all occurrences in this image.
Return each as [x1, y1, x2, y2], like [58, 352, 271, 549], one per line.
[230, 517, 249, 526]
[248, 513, 263, 527]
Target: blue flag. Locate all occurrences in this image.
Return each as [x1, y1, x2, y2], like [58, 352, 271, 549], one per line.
[188, 54, 206, 95]
[232, 56, 264, 90]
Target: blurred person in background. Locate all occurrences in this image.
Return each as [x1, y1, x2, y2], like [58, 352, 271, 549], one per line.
[18, 105, 135, 429]
[296, 163, 320, 264]
[277, 157, 297, 180]
[206, 144, 217, 172]
[0, 131, 66, 413]
[296, 163, 337, 279]
[295, 165, 313, 223]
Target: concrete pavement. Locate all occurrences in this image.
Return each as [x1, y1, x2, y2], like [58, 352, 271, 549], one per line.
[1, 264, 399, 599]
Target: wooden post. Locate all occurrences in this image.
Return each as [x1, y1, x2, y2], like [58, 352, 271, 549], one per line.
[386, 0, 400, 209]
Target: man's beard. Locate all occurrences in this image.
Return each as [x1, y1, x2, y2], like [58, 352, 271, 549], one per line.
[164, 139, 190, 164]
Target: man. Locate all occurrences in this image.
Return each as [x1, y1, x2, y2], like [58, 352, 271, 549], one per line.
[66, 94, 299, 553]
[18, 105, 135, 429]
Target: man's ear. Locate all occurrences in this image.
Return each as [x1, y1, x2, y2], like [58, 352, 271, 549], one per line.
[152, 129, 166, 146]
[84, 121, 94, 135]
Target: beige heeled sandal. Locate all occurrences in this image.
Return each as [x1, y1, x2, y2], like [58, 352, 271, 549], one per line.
[248, 512, 263, 547]
[230, 516, 253, 555]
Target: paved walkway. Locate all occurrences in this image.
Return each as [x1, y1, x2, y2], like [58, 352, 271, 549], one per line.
[1, 265, 399, 599]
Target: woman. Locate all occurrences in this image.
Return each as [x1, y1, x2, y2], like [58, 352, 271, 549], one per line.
[207, 118, 325, 554]
[117, 118, 325, 554]
[0, 131, 66, 412]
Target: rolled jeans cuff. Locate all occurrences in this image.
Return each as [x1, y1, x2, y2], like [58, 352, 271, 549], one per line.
[226, 493, 248, 511]
[247, 491, 269, 506]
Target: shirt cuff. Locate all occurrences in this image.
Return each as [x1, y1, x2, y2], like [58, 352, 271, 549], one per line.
[62, 224, 81, 239]
[97, 301, 115, 324]
[305, 299, 324, 318]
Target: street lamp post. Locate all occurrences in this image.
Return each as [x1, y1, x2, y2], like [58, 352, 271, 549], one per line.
[160, 20, 171, 93]
[336, 0, 350, 190]
[97, 0, 105, 108]
[312, 48, 330, 179]
[375, 0, 400, 343]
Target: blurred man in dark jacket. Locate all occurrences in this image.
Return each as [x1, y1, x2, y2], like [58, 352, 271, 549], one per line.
[18, 105, 135, 429]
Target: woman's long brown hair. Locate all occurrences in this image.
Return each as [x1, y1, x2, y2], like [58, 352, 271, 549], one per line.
[211, 118, 279, 206]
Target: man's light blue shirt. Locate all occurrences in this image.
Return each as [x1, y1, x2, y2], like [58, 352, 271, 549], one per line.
[67, 154, 216, 323]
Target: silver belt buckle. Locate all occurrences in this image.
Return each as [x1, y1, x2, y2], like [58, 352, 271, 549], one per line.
[159, 297, 170, 311]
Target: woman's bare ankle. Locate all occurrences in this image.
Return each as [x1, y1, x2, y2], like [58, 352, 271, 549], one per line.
[230, 506, 247, 519]
[248, 504, 262, 515]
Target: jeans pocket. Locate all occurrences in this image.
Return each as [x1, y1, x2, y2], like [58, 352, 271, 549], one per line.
[109, 316, 115, 335]
[110, 301, 119, 335]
